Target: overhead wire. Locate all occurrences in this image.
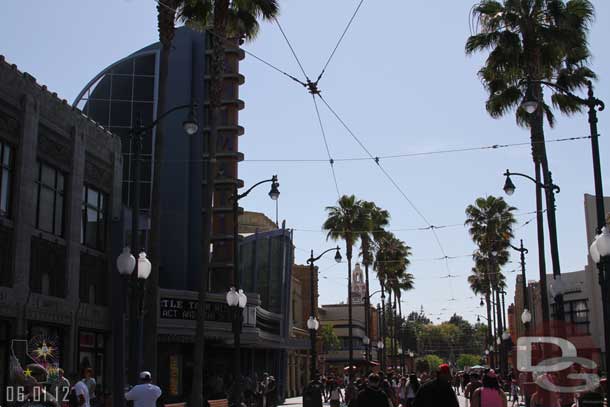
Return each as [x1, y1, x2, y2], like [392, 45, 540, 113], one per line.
[311, 95, 341, 198]
[315, 0, 367, 84]
[273, 17, 310, 82]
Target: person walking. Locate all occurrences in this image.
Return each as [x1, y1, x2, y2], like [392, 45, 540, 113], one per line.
[464, 373, 483, 407]
[397, 377, 407, 407]
[470, 370, 507, 407]
[329, 382, 343, 407]
[354, 373, 392, 407]
[412, 364, 459, 407]
[124, 371, 162, 407]
[302, 375, 323, 407]
[405, 374, 420, 407]
[73, 372, 91, 407]
[81, 369, 96, 407]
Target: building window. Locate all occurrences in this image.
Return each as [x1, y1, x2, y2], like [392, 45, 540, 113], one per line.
[0, 226, 12, 286]
[35, 162, 65, 237]
[80, 253, 108, 306]
[78, 330, 106, 394]
[30, 237, 66, 298]
[552, 299, 590, 335]
[82, 186, 107, 250]
[0, 142, 13, 218]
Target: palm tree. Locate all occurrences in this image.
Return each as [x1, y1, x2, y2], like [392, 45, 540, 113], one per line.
[374, 231, 412, 371]
[323, 195, 370, 379]
[465, 196, 516, 373]
[359, 201, 389, 360]
[466, 0, 596, 324]
[177, 2, 279, 405]
[142, 0, 182, 380]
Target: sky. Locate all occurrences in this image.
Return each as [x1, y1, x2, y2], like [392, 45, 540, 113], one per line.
[2, 0, 609, 324]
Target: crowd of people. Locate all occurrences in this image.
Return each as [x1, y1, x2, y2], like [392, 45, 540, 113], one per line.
[303, 365, 608, 407]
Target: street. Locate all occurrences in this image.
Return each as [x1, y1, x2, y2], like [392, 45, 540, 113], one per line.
[279, 394, 471, 406]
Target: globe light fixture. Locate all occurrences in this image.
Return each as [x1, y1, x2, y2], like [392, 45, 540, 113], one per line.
[182, 104, 199, 135]
[362, 336, 370, 346]
[334, 247, 342, 263]
[503, 173, 516, 196]
[590, 227, 610, 264]
[477, 315, 481, 323]
[521, 309, 532, 324]
[485, 349, 490, 356]
[409, 351, 414, 358]
[307, 316, 320, 331]
[520, 87, 539, 114]
[502, 331, 510, 341]
[237, 289, 248, 309]
[480, 298, 485, 307]
[496, 337, 502, 345]
[136, 252, 152, 280]
[226, 287, 239, 307]
[377, 340, 384, 350]
[268, 176, 280, 201]
[116, 247, 136, 276]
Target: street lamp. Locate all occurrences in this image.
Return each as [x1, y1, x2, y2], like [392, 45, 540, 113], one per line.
[503, 169, 563, 321]
[521, 309, 532, 324]
[118, 101, 197, 389]
[229, 175, 280, 403]
[307, 246, 342, 379]
[116, 247, 151, 388]
[480, 297, 485, 307]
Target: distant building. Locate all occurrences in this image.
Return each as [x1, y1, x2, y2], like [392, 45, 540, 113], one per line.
[0, 55, 123, 399]
[319, 264, 380, 374]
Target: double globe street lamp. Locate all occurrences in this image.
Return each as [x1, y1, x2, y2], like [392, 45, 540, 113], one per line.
[589, 227, 610, 379]
[306, 246, 342, 379]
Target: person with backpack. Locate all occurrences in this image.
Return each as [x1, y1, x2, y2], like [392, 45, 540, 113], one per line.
[470, 370, 507, 407]
[329, 382, 344, 407]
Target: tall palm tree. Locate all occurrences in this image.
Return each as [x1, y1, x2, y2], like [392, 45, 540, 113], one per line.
[359, 201, 389, 360]
[323, 195, 369, 379]
[143, 0, 181, 380]
[374, 231, 412, 371]
[465, 196, 516, 373]
[178, 2, 279, 405]
[466, 0, 596, 324]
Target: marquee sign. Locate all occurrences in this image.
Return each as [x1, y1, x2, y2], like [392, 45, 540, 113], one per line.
[160, 298, 233, 323]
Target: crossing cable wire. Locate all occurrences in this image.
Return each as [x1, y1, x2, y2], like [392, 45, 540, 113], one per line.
[312, 95, 341, 198]
[315, 0, 367, 84]
[274, 17, 310, 82]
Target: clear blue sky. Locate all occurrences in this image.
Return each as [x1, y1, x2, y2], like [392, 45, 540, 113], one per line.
[2, 0, 609, 324]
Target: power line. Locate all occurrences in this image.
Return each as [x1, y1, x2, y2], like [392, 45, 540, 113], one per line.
[274, 17, 310, 82]
[241, 135, 591, 163]
[315, 0, 367, 84]
[311, 95, 341, 198]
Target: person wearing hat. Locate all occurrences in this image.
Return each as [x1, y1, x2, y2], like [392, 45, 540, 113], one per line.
[124, 371, 162, 407]
[412, 363, 459, 407]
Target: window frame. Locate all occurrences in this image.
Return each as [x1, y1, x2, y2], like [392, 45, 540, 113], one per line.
[81, 184, 108, 251]
[0, 141, 13, 218]
[34, 161, 65, 237]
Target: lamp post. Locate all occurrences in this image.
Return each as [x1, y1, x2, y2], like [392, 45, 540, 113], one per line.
[510, 240, 530, 332]
[590, 228, 610, 374]
[362, 335, 370, 372]
[119, 102, 197, 387]
[307, 247, 342, 379]
[229, 175, 280, 403]
[503, 169, 564, 322]
[116, 247, 152, 387]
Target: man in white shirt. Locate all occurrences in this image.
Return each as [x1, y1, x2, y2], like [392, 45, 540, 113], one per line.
[74, 374, 91, 407]
[125, 371, 162, 407]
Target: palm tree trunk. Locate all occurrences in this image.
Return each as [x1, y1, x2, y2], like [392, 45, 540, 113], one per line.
[144, 0, 177, 380]
[364, 260, 371, 362]
[485, 292, 493, 369]
[380, 278, 386, 370]
[191, 8, 229, 402]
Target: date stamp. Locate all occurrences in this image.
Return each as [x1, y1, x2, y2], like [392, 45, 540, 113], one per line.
[4, 386, 70, 403]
